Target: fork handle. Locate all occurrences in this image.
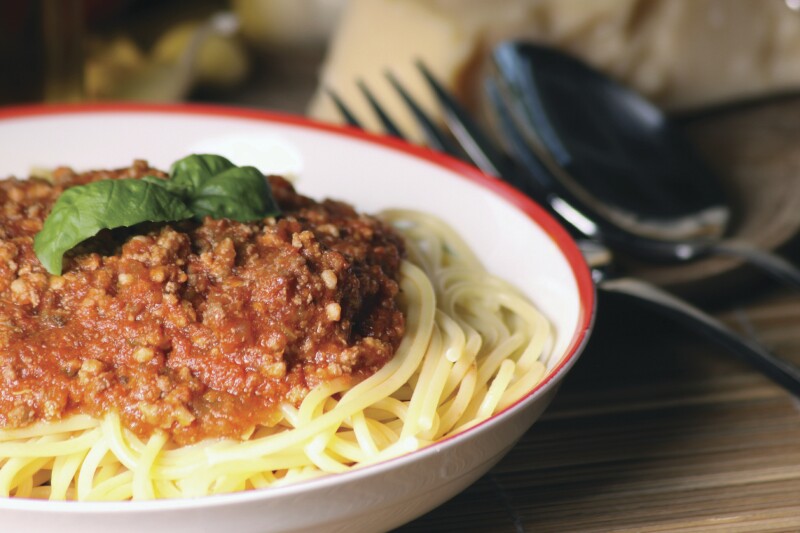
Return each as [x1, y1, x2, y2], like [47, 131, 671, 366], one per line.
[598, 276, 800, 396]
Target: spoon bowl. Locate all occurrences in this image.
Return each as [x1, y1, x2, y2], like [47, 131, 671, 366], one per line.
[490, 41, 800, 292]
[492, 42, 730, 243]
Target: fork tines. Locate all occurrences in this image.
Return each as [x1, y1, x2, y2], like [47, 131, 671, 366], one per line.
[326, 63, 538, 197]
[326, 66, 468, 160]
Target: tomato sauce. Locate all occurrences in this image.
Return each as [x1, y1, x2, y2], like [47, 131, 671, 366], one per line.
[0, 161, 405, 444]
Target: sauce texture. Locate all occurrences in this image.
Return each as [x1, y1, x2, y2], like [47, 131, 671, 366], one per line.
[0, 161, 405, 444]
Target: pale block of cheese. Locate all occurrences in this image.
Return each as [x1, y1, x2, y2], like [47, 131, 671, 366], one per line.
[308, 0, 478, 141]
[309, 0, 800, 140]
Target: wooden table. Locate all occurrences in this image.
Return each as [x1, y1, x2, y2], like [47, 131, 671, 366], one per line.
[208, 55, 800, 533]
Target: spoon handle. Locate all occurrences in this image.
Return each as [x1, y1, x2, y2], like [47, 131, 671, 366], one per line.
[705, 240, 800, 290]
[598, 276, 800, 395]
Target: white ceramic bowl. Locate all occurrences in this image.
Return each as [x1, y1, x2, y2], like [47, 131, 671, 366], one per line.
[0, 104, 594, 533]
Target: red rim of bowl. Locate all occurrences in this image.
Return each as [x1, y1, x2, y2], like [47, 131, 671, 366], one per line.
[0, 101, 596, 509]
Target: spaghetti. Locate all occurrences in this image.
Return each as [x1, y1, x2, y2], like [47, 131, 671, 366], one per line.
[0, 209, 552, 501]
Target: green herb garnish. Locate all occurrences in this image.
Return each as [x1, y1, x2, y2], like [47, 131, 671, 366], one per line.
[34, 154, 280, 275]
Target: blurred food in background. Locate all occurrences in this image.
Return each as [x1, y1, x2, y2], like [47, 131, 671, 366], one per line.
[232, 0, 346, 52]
[308, 0, 800, 140]
[85, 13, 249, 101]
[84, 0, 249, 101]
[0, 0, 253, 105]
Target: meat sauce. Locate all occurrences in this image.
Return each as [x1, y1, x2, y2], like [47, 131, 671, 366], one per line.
[0, 161, 405, 444]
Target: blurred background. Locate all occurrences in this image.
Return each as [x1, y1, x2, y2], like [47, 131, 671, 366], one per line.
[0, 0, 343, 109]
[6, 0, 800, 125]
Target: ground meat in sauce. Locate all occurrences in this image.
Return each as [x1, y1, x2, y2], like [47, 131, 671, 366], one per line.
[0, 160, 405, 445]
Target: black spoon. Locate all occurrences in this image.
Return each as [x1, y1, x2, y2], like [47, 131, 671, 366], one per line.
[491, 41, 800, 289]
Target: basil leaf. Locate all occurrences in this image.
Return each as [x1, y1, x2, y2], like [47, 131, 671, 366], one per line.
[158, 154, 280, 222]
[165, 154, 280, 222]
[187, 165, 280, 221]
[167, 154, 236, 194]
[33, 179, 194, 275]
[33, 154, 282, 275]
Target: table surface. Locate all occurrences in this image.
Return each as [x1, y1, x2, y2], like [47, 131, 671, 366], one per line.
[202, 54, 800, 533]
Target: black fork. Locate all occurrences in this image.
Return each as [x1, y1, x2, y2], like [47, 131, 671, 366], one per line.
[325, 64, 800, 396]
